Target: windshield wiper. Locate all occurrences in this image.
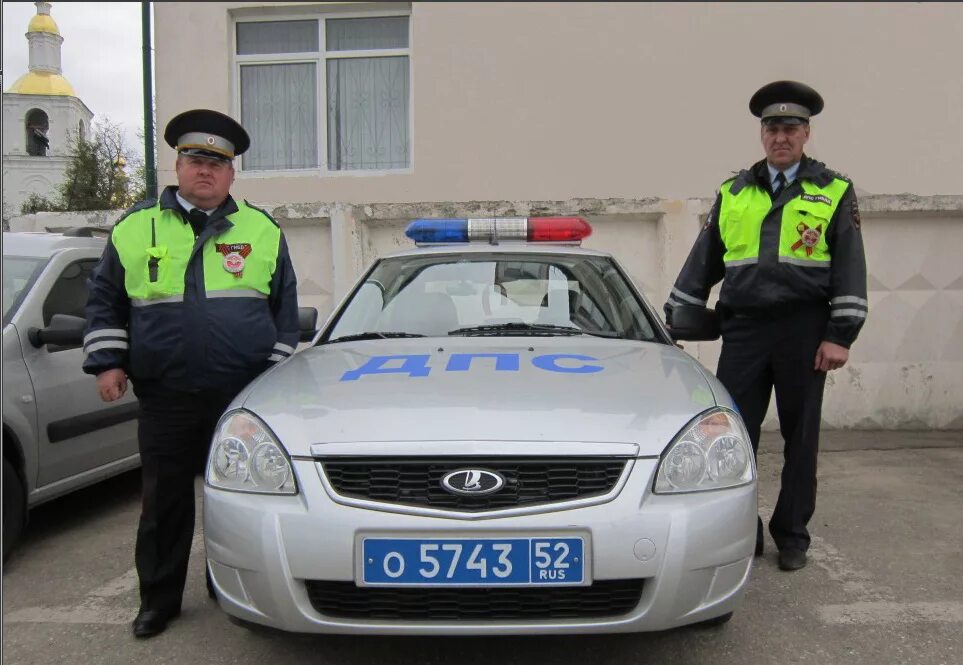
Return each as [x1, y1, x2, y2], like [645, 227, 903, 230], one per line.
[325, 331, 425, 344]
[447, 323, 622, 338]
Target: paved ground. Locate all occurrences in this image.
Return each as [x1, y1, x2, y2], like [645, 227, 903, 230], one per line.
[2, 431, 961, 665]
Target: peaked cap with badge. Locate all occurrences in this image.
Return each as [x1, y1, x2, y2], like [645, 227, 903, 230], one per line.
[749, 80, 824, 125]
[164, 109, 251, 162]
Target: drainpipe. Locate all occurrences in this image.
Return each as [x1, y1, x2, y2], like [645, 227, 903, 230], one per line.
[142, 1, 157, 199]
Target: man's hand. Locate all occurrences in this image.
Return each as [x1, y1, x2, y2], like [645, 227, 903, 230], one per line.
[96, 368, 128, 402]
[814, 341, 849, 372]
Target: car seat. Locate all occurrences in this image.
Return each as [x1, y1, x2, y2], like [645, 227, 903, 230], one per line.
[386, 290, 460, 337]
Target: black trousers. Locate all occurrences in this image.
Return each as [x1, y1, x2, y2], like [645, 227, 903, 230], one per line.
[716, 304, 829, 552]
[134, 390, 235, 614]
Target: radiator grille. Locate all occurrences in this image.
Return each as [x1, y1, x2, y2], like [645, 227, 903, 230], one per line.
[321, 458, 627, 511]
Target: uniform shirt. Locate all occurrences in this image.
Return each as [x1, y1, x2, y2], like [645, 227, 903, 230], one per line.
[175, 190, 217, 216]
[767, 161, 800, 189]
[175, 190, 217, 237]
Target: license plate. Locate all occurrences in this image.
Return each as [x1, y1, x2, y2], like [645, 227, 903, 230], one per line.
[361, 537, 585, 586]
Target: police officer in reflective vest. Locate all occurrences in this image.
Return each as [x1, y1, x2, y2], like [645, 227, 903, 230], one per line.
[665, 81, 867, 572]
[83, 109, 299, 637]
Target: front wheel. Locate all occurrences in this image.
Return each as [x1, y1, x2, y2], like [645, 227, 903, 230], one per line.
[3, 457, 26, 561]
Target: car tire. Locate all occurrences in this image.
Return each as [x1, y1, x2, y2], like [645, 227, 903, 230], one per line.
[3, 457, 26, 561]
[696, 611, 734, 628]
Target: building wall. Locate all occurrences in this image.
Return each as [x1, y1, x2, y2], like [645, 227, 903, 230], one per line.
[1, 154, 70, 217]
[11, 193, 963, 430]
[154, 2, 963, 204]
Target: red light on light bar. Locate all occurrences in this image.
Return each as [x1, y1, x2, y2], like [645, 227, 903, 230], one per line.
[527, 217, 592, 242]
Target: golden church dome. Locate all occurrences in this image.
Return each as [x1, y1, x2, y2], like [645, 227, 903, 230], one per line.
[27, 12, 61, 35]
[8, 71, 77, 97]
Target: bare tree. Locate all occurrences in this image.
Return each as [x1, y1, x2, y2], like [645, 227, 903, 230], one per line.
[21, 117, 146, 214]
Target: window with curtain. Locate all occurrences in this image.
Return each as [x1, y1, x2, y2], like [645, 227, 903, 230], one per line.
[236, 15, 410, 173]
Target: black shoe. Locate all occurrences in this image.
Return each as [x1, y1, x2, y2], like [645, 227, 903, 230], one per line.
[777, 548, 807, 571]
[755, 518, 764, 557]
[132, 608, 179, 638]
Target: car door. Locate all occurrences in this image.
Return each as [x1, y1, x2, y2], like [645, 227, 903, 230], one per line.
[15, 248, 139, 490]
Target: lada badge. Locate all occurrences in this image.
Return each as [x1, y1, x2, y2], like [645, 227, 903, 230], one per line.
[441, 469, 505, 496]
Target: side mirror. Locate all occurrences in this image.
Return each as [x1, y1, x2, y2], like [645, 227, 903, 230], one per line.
[28, 313, 86, 349]
[298, 307, 318, 342]
[667, 305, 721, 342]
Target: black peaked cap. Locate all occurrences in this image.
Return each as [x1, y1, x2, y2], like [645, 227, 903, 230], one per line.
[163, 109, 250, 157]
[749, 81, 824, 120]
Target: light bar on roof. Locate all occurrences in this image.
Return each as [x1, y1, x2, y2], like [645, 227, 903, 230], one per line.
[404, 217, 592, 244]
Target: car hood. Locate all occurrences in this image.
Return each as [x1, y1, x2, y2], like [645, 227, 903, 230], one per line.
[239, 337, 720, 457]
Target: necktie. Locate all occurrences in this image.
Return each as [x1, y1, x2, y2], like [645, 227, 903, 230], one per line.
[772, 172, 787, 198]
[187, 208, 208, 237]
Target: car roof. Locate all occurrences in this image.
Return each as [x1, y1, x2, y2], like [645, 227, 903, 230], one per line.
[2, 231, 107, 259]
[379, 242, 614, 261]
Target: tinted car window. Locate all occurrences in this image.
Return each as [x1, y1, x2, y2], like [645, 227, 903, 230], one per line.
[326, 253, 659, 342]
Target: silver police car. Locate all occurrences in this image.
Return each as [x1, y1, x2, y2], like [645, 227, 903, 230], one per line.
[204, 217, 756, 634]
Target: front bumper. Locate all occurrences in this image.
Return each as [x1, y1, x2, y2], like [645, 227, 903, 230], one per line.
[204, 458, 756, 634]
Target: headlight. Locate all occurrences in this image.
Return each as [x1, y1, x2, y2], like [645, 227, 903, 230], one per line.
[654, 408, 754, 494]
[206, 409, 297, 495]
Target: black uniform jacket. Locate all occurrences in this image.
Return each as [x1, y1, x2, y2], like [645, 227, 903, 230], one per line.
[83, 187, 300, 397]
[665, 156, 867, 348]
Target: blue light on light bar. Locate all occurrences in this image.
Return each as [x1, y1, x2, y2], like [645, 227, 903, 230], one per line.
[405, 219, 469, 243]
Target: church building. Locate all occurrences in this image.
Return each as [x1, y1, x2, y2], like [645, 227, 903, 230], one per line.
[3, 2, 94, 218]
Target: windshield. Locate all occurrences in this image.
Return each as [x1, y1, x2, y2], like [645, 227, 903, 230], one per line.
[2, 256, 46, 322]
[325, 252, 660, 343]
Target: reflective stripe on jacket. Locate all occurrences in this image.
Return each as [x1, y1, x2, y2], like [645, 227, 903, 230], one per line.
[83, 186, 300, 393]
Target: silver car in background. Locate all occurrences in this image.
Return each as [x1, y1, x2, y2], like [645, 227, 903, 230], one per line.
[204, 217, 756, 634]
[2, 231, 139, 560]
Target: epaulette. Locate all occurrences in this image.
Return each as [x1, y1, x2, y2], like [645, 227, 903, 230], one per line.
[825, 167, 853, 184]
[799, 157, 845, 188]
[113, 198, 158, 228]
[724, 169, 755, 196]
[243, 200, 281, 229]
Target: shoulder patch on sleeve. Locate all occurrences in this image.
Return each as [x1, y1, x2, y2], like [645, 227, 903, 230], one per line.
[850, 196, 861, 229]
[702, 205, 719, 230]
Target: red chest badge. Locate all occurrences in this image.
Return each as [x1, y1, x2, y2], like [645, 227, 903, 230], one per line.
[215, 243, 252, 278]
[791, 223, 822, 256]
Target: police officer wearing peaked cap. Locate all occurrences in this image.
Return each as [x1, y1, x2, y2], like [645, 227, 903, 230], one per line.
[665, 81, 868, 572]
[83, 109, 300, 638]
